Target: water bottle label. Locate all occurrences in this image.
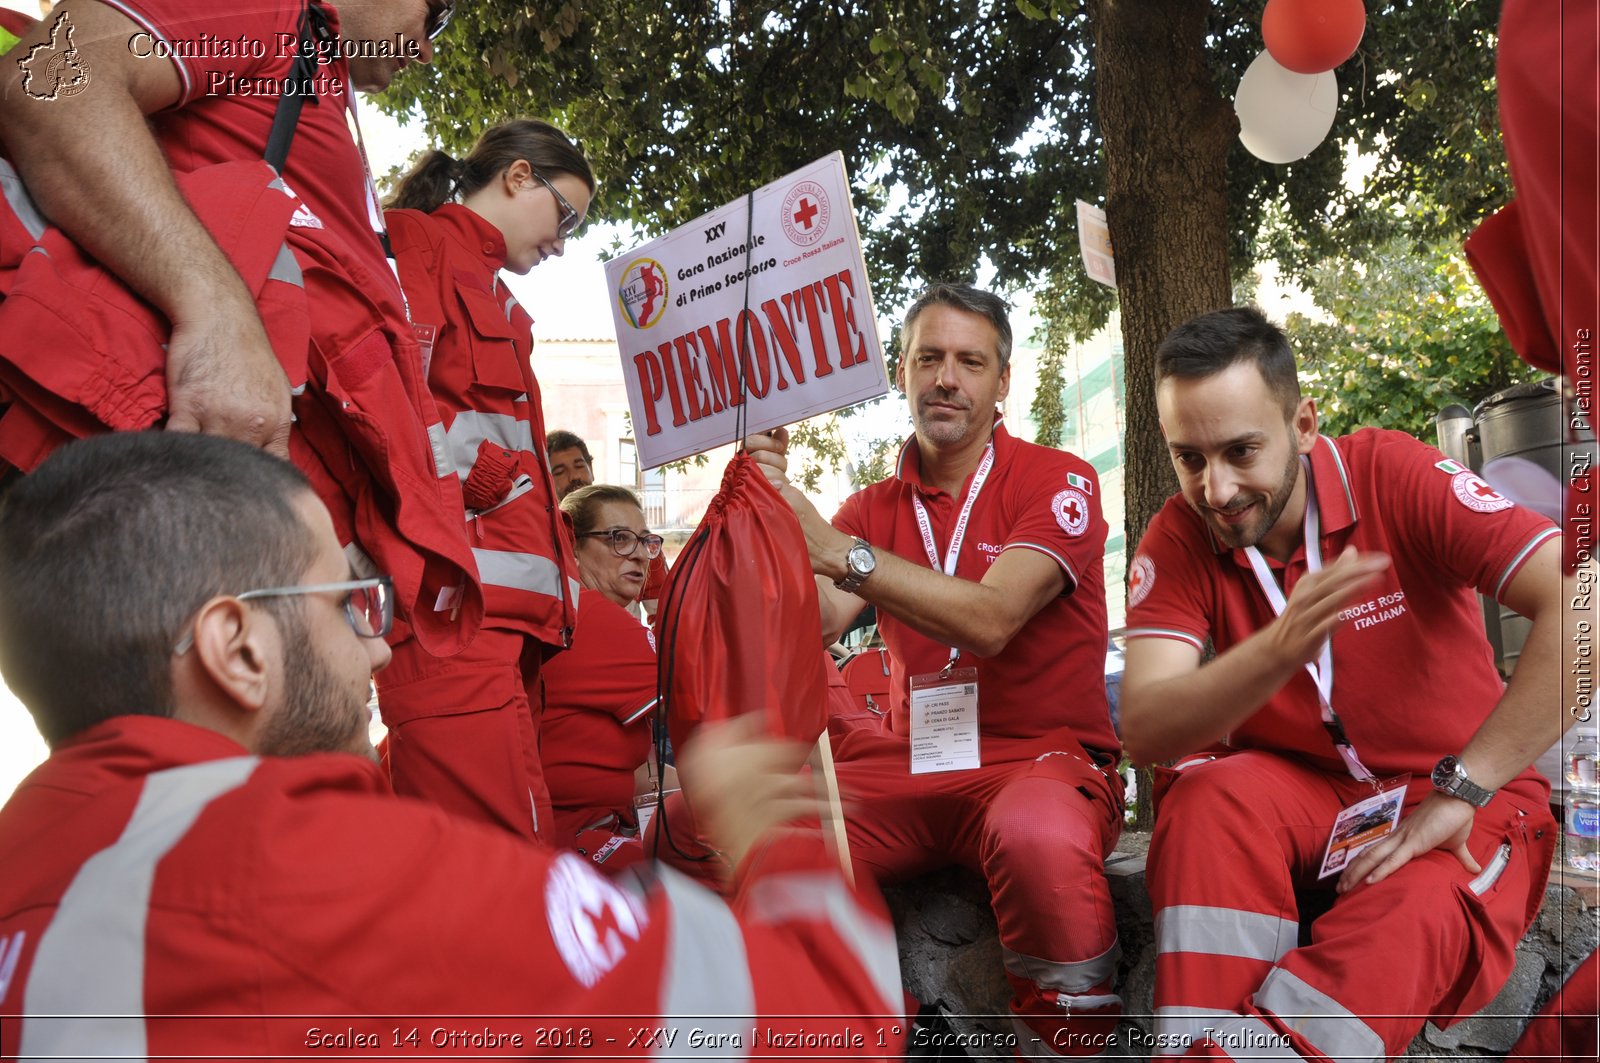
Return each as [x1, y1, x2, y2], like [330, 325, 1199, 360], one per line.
[1570, 804, 1600, 838]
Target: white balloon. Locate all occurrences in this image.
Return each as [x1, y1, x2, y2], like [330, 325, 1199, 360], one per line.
[1234, 49, 1338, 164]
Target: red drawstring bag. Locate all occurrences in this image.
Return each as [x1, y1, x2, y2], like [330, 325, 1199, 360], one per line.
[656, 452, 829, 752]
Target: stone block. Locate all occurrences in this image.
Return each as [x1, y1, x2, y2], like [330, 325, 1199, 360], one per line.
[887, 841, 1599, 1060]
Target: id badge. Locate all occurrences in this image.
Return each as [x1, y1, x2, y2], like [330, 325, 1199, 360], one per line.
[412, 322, 439, 380]
[1318, 774, 1411, 879]
[633, 787, 680, 838]
[909, 666, 980, 775]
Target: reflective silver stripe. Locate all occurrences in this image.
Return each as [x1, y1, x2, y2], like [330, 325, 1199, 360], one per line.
[1003, 940, 1121, 993]
[741, 871, 902, 1015]
[427, 422, 452, 480]
[655, 867, 752, 1058]
[567, 576, 583, 604]
[19, 757, 259, 1062]
[0, 157, 47, 240]
[443, 411, 535, 478]
[1151, 1007, 1237, 1057]
[268, 243, 303, 288]
[1468, 842, 1512, 896]
[473, 548, 564, 597]
[1155, 905, 1297, 962]
[1189, 1015, 1294, 1060]
[1255, 967, 1384, 1062]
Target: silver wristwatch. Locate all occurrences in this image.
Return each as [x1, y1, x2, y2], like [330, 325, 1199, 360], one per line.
[1431, 755, 1495, 808]
[834, 538, 876, 593]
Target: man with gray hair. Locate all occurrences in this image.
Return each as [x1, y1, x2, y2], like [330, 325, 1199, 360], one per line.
[750, 283, 1125, 1058]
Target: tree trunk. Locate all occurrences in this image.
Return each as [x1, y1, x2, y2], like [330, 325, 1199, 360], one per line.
[1089, 0, 1235, 829]
[1089, 0, 1235, 551]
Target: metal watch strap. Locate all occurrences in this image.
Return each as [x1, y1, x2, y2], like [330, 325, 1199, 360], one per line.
[834, 538, 873, 593]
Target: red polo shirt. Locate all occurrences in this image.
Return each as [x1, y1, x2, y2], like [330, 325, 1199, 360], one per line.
[832, 420, 1119, 756]
[1126, 429, 1560, 778]
[541, 588, 658, 835]
[111, 0, 386, 274]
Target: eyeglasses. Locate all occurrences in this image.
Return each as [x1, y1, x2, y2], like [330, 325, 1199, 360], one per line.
[425, 0, 454, 40]
[172, 577, 395, 655]
[532, 169, 583, 239]
[578, 529, 664, 559]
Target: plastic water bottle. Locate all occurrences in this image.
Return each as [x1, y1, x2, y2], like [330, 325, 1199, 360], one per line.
[1565, 731, 1600, 872]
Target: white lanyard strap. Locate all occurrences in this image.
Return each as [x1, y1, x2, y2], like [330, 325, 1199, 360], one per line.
[1244, 459, 1376, 784]
[912, 443, 995, 664]
[343, 94, 410, 317]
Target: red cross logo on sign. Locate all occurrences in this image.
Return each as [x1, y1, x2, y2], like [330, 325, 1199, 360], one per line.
[1450, 471, 1514, 514]
[1052, 487, 1091, 537]
[780, 179, 831, 247]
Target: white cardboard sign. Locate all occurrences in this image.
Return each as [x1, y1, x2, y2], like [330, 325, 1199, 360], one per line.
[603, 153, 888, 467]
[1076, 199, 1116, 289]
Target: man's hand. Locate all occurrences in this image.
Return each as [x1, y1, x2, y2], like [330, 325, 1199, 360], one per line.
[676, 715, 817, 870]
[1337, 792, 1478, 893]
[164, 308, 292, 457]
[1266, 547, 1391, 667]
[743, 428, 853, 576]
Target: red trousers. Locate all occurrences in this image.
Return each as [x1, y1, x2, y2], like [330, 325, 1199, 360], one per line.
[377, 627, 551, 842]
[1147, 751, 1555, 1061]
[831, 724, 1125, 1057]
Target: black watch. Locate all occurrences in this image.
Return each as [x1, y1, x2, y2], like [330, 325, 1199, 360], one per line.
[834, 538, 876, 593]
[1431, 755, 1495, 809]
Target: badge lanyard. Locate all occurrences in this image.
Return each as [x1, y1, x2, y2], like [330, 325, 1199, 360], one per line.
[911, 443, 995, 672]
[1243, 459, 1377, 785]
[342, 94, 411, 318]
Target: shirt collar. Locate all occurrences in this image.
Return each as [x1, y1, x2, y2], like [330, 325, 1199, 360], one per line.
[894, 414, 1012, 497]
[430, 203, 509, 275]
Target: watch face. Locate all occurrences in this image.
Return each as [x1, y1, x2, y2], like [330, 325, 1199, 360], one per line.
[848, 543, 875, 575]
[1432, 756, 1459, 789]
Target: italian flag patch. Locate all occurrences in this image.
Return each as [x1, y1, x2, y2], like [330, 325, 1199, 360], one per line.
[1066, 472, 1093, 494]
[1434, 459, 1467, 475]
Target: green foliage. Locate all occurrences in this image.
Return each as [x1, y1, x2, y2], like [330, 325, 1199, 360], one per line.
[1288, 237, 1538, 440]
[382, 1, 1508, 484]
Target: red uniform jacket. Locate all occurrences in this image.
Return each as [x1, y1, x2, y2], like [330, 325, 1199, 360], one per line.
[385, 205, 578, 648]
[0, 716, 904, 1057]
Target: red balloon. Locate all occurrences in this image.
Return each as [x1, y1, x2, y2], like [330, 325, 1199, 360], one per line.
[1263, 0, 1366, 74]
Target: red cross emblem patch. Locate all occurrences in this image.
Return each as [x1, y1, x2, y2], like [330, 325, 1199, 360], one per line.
[1052, 487, 1091, 536]
[1450, 471, 1514, 514]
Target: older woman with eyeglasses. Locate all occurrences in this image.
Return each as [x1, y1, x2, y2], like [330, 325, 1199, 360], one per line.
[535, 484, 683, 874]
[373, 122, 595, 842]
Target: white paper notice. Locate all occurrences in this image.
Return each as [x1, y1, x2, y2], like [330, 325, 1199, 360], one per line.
[603, 153, 889, 468]
[1076, 199, 1116, 289]
[909, 676, 981, 775]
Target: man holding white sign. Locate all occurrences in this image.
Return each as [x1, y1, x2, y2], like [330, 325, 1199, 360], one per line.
[750, 284, 1124, 1059]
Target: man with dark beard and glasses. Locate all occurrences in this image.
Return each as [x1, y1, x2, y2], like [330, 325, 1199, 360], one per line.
[1121, 306, 1573, 1062]
[0, 431, 903, 1059]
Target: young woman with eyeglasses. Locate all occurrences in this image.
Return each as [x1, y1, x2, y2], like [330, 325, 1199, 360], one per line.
[373, 121, 595, 842]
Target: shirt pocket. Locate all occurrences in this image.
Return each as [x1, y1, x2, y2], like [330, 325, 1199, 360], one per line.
[452, 273, 529, 395]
